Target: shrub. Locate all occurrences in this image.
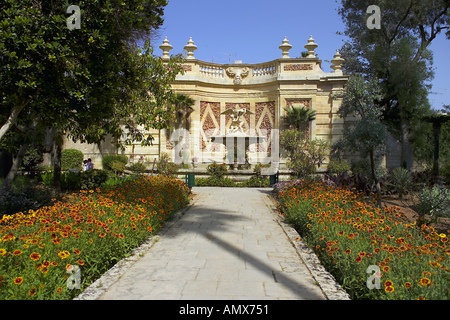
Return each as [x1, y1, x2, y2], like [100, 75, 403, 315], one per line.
[40, 171, 54, 187]
[0, 183, 53, 217]
[239, 177, 270, 187]
[21, 146, 44, 177]
[389, 167, 412, 199]
[102, 154, 128, 172]
[156, 153, 178, 177]
[80, 169, 109, 190]
[129, 163, 147, 175]
[61, 149, 84, 171]
[253, 163, 270, 179]
[415, 185, 450, 223]
[207, 162, 228, 179]
[441, 163, 450, 185]
[195, 176, 236, 187]
[109, 160, 126, 175]
[327, 158, 351, 174]
[61, 171, 81, 191]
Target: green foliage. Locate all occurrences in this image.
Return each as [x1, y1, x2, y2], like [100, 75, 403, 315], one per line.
[195, 176, 236, 187]
[101, 175, 139, 189]
[333, 75, 387, 183]
[109, 160, 126, 175]
[253, 163, 270, 179]
[102, 155, 128, 172]
[79, 169, 109, 191]
[61, 171, 81, 191]
[206, 162, 228, 179]
[442, 162, 450, 185]
[61, 149, 84, 171]
[239, 177, 270, 188]
[282, 104, 316, 131]
[337, 1, 447, 168]
[416, 185, 450, 223]
[21, 146, 44, 176]
[0, 184, 54, 217]
[194, 176, 270, 188]
[327, 158, 351, 174]
[40, 169, 109, 191]
[389, 167, 413, 199]
[280, 129, 330, 178]
[0, 0, 183, 154]
[155, 152, 178, 177]
[128, 163, 147, 175]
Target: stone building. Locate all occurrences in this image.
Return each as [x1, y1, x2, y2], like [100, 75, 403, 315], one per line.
[64, 36, 350, 170]
[62, 35, 401, 171]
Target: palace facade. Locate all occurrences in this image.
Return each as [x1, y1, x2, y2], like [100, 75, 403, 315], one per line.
[62, 36, 401, 171]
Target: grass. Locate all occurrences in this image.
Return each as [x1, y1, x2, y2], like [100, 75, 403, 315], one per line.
[275, 179, 450, 300]
[0, 175, 189, 300]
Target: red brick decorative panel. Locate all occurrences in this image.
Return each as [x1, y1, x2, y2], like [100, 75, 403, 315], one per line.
[283, 64, 313, 71]
[255, 102, 275, 152]
[200, 101, 221, 151]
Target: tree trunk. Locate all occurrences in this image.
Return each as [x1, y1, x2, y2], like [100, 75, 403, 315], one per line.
[52, 133, 63, 195]
[432, 121, 441, 177]
[1, 144, 29, 188]
[400, 117, 413, 170]
[369, 149, 382, 208]
[0, 98, 31, 142]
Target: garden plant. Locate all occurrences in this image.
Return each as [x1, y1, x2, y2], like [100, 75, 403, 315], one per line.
[275, 178, 450, 300]
[0, 175, 189, 299]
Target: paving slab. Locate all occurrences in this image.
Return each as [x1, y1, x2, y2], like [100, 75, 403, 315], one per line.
[76, 187, 350, 300]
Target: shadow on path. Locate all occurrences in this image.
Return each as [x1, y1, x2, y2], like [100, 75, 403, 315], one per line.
[178, 187, 325, 299]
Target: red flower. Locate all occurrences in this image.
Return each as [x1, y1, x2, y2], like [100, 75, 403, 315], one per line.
[30, 252, 41, 261]
[355, 256, 362, 263]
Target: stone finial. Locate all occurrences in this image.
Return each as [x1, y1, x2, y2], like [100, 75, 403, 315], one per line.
[159, 36, 173, 61]
[331, 50, 344, 74]
[304, 35, 318, 58]
[279, 37, 292, 58]
[184, 37, 197, 59]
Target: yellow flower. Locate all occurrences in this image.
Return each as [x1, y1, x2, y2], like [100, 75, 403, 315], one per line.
[0, 249, 7, 256]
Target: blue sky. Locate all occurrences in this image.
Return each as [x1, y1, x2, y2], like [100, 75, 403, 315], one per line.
[157, 0, 450, 110]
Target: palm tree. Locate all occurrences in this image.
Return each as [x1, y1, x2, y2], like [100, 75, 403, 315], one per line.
[282, 104, 316, 131]
[173, 93, 195, 131]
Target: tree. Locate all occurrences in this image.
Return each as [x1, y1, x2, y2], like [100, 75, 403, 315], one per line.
[281, 104, 316, 132]
[422, 110, 450, 177]
[1, 0, 183, 191]
[333, 75, 387, 205]
[173, 93, 195, 131]
[337, 0, 450, 169]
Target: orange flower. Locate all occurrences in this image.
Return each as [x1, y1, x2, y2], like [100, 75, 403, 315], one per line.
[419, 278, 431, 286]
[385, 280, 393, 287]
[30, 252, 41, 261]
[28, 288, 37, 296]
[404, 282, 412, 289]
[355, 256, 363, 263]
[385, 286, 394, 293]
[13, 250, 22, 256]
[14, 277, 23, 285]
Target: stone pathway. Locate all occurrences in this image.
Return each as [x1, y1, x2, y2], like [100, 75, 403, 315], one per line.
[76, 187, 349, 300]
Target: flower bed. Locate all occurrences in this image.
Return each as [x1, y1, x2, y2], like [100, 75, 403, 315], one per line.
[275, 179, 450, 300]
[0, 176, 189, 300]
